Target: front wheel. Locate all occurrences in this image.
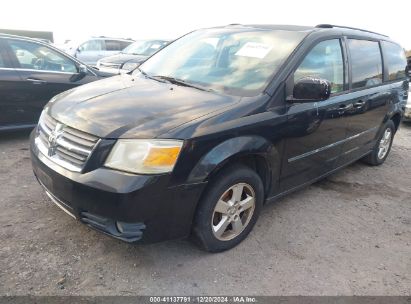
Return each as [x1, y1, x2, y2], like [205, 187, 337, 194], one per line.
[362, 120, 395, 166]
[192, 165, 264, 252]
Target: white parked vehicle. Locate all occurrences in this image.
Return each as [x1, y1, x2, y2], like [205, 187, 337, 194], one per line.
[58, 37, 134, 66]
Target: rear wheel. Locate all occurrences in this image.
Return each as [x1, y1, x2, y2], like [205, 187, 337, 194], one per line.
[192, 165, 264, 252]
[362, 120, 395, 166]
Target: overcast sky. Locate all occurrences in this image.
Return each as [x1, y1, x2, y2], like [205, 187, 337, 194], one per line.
[2, 0, 410, 49]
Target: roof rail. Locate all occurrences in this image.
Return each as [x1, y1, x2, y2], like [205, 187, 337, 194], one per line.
[315, 24, 388, 37]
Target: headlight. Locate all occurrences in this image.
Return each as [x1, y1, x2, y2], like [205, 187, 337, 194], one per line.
[105, 139, 183, 174]
[122, 62, 140, 71]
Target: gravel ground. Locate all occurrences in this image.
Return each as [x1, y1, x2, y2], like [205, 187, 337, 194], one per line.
[0, 125, 410, 296]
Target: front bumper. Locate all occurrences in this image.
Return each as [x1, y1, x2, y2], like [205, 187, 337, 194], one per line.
[30, 131, 207, 243]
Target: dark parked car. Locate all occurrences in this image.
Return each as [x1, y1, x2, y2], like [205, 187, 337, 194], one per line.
[30, 24, 409, 252]
[96, 39, 169, 74]
[0, 34, 114, 131]
[404, 88, 411, 121]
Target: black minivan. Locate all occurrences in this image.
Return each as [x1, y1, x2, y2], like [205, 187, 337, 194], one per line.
[30, 24, 409, 252]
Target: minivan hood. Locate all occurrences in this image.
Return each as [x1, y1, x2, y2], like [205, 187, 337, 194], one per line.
[48, 74, 239, 139]
[100, 54, 147, 65]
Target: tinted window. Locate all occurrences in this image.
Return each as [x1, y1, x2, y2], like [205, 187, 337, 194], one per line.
[348, 39, 383, 89]
[382, 41, 407, 81]
[79, 40, 104, 52]
[119, 41, 133, 50]
[8, 39, 77, 73]
[294, 39, 344, 94]
[0, 53, 5, 67]
[105, 40, 122, 51]
[0, 40, 10, 68]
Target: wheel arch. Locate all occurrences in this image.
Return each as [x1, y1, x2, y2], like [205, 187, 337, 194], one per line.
[187, 136, 281, 198]
[390, 112, 402, 132]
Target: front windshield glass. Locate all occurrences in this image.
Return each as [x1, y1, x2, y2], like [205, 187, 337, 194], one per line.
[123, 40, 168, 56]
[138, 28, 307, 96]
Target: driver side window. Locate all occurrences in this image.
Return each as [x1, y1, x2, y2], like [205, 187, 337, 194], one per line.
[7, 39, 77, 73]
[294, 39, 344, 94]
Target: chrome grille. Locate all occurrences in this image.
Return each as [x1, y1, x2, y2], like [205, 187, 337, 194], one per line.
[35, 112, 99, 172]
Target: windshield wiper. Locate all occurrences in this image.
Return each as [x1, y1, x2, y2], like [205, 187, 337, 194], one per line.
[137, 68, 168, 83]
[152, 75, 214, 92]
[137, 67, 147, 76]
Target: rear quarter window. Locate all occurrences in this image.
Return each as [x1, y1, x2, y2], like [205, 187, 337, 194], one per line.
[0, 40, 11, 67]
[105, 40, 126, 51]
[381, 41, 407, 81]
[0, 53, 4, 67]
[348, 39, 383, 89]
[119, 41, 132, 50]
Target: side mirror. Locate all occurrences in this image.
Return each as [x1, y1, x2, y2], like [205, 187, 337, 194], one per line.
[288, 77, 331, 103]
[70, 64, 88, 82]
[78, 64, 88, 75]
[74, 48, 81, 58]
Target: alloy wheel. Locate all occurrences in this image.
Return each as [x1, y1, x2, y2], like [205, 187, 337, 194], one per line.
[211, 183, 256, 241]
[378, 128, 392, 159]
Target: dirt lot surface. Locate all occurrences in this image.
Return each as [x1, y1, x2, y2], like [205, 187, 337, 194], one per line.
[0, 125, 410, 296]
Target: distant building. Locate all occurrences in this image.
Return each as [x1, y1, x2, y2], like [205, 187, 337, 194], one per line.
[0, 29, 53, 42]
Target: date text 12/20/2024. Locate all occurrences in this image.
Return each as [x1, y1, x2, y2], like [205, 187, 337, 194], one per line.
[149, 296, 257, 303]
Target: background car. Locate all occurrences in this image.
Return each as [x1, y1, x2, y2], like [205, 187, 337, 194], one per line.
[404, 88, 411, 122]
[58, 37, 134, 66]
[96, 39, 169, 74]
[0, 34, 115, 131]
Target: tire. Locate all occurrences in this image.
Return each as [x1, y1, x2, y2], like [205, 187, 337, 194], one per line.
[192, 164, 264, 252]
[362, 120, 395, 166]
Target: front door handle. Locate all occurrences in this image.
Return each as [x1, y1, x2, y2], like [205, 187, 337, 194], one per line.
[338, 103, 353, 115]
[27, 78, 47, 85]
[354, 100, 366, 108]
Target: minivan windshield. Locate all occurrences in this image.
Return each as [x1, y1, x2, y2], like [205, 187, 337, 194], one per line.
[137, 28, 307, 96]
[123, 40, 168, 56]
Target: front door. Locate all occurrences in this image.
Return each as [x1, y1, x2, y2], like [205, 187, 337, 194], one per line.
[0, 39, 26, 128]
[280, 38, 349, 191]
[4, 38, 83, 125]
